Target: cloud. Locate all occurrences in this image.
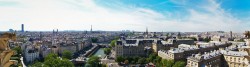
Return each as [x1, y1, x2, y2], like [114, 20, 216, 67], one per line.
[0, 0, 249, 32]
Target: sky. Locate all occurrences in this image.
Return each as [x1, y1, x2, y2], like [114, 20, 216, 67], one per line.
[0, 0, 250, 32]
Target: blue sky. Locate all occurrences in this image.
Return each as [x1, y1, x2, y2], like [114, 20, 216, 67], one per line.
[0, 0, 250, 32]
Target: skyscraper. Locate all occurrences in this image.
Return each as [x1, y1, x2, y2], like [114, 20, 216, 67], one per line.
[21, 24, 24, 32]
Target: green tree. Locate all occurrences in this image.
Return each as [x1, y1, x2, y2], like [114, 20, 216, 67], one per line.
[103, 48, 111, 55]
[148, 53, 157, 62]
[155, 56, 162, 63]
[115, 56, 125, 63]
[31, 62, 42, 67]
[91, 37, 98, 43]
[137, 58, 146, 64]
[86, 56, 100, 67]
[190, 37, 197, 41]
[172, 61, 186, 67]
[62, 50, 73, 59]
[124, 60, 129, 64]
[162, 59, 174, 67]
[13, 46, 22, 56]
[203, 37, 211, 42]
[110, 40, 117, 47]
[102, 64, 107, 67]
[43, 53, 74, 67]
[45, 53, 58, 60]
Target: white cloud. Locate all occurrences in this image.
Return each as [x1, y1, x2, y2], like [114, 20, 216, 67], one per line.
[0, 0, 248, 32]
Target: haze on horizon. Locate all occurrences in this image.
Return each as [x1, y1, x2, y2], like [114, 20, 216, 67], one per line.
[0, 0, 250, 32]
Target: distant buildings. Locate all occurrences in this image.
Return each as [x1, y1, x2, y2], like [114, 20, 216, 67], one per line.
[186, 41, 250, 67]
[158, 41, 230, 61]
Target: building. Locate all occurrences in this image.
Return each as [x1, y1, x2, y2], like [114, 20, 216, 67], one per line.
[152, 40, 173, 52]
[158, 49, 184, 61]
[21, 24, 24, 32]
[59, 43, 77, 55]
[158, 45, 199, 61]
[186, 50, 222, 67]
[39, 45, 51, 58]
[158, 41, 230, 61]
[24, 45, 39, 63]
[113, 39, 155, 57]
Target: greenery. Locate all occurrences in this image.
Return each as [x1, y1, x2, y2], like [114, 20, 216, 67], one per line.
[91, 37, 98, 43]
[103, 48, 111, 55]
[13, 46, 22, 57]
[203, 37, 211, 42]
[114, 52, 186, 67]
[110, 40, 117, 47]
[237, 39, 245, 42]
[190, 37, 197, 41]
[85, 56, 101, 67]
[31, 53, 74, 67]
[115, 56, 125, 63]
[62, 50, 73, 59]
[137, 58, 146, 64]
[161, 59, 174, 67]
[172, 61, 186, 67]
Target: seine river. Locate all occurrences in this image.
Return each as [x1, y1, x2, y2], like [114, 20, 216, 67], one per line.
[93, 48, 106, 58]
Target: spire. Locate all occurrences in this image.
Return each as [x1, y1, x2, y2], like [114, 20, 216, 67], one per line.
[230, 31, 232, 39]
[90, 25, 92, 33]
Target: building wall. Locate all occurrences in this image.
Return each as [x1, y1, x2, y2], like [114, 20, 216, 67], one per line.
[223, 55, 249, 67]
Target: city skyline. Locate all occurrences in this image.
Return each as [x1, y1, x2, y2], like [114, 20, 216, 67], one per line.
[0, 0, 250, 32]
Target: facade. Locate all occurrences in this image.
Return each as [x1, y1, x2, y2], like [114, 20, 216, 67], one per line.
[114, 39, 155, 57]
[186, 50, 222, 67]
[158, 49, 184, 61]
[59, 43, 77, 55]
[39, 45, 51, 58]
[152, 40, 173, 52]
[158, 41, 230, 61]
[158, 45, 199, 61]
[24, 46, 39, 63]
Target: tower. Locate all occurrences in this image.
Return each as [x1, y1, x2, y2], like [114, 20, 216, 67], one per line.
[230, 31, 232, 39]
[21, 24, 24, 32]
[90, 25, 92, 33]
[146, 27, 148, 35]
[177, 32, 181, 39]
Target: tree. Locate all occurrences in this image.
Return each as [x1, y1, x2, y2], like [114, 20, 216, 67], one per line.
[86, 56, 100, 67]
[124, 60, 129, 64]
[115, 56, 124, 63]
[103, 48, 111, 55]
[148, 53, 157, 62]
[162, 59, 174, 67]
[203, 37, 211, 42]
[190, 37, 197, 41]
[62, 50, 73, 59]
[172, 61, 186, 67]
[91, 37, 98, 43]
[137, 58, 146, 64]
[43, 53, 74, 67]
[110, 40, 117, 47]
[31, 61, 45, 67]
[45, 53, 58, 60]
[13, 46, 22, 56]
[155, 56, 162, 63]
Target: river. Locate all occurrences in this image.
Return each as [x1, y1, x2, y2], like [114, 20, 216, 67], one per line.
[93, 48, 106, 58]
